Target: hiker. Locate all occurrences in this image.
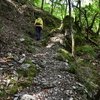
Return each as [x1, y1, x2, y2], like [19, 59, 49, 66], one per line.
[34, 17, 43, 40]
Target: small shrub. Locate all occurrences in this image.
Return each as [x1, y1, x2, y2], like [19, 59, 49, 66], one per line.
[7, 83, 18, 96]
[42, 39, 49, 46]
[16, 60, 40, 93]
[0, 88, 7, 98]
[74, 34, 85, 45]
[84, 82, 93, 92]
[27, 45, 34, 53]
[23, 37, 33, 46]
[0, 24, 3, 29]
[53, 55, 64, 61]
[68, 65, 77, 74]
[76, 45, 95, 59]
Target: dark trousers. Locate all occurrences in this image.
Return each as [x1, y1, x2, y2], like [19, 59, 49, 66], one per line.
[35, 26, 42, 39]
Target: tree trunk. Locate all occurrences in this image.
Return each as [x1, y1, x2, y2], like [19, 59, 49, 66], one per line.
[89, 13, 98, 30]
[96, 0, 100, 36]
[79, 0, 82, 27]
[51, 0, 54, 14]
[41, 0, 44, 10]
[68, 0, 74, 56]
[65, 0, 68, 17]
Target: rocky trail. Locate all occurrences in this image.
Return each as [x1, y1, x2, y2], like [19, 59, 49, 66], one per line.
[0, 35, 88, 100]
[13, 38, 88, 100]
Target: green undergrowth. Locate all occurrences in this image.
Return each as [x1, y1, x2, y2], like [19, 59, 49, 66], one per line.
[58, 45, 99, 94]
[0, 24, 3, 29]
[41, 38, 49, 46]
[53, 55, 65, 61]
[69, 59, 99, 96]
[22, 37, 33, 46]
[58, 48, 73, 61]
[75, 45, 95, 59]
[75, 45, 99, 92]
[0, 60, 40, 98]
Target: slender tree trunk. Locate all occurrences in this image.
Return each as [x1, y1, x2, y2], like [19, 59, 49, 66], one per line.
[41, 0, 44, 10]
[51, 0, 54, 14]
[97, 0, 100, 36]
[89, 13, 98, 30]
[84, 10, 89, 39]
[64, 0, 68, 17]
[79, 0, 81, 22]
[68, 0, 74, 56]
[53, 0, 58, 14]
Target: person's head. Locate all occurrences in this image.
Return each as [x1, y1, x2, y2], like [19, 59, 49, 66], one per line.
[35, 16, 39, 19]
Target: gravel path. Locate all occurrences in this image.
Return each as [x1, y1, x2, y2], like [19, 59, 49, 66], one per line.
[14, 41, 88, 100]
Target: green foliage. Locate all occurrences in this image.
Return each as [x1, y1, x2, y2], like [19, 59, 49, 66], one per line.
[73, 58, 99, 93]
[76, 2, 99, 33]
[53, 55, 64, 61]
[18, 80, 31, 88]
[34, 0, 41, 7]
[7, 83, 18, 96]
[16, 69, 39, 92]
[12, 60, 40, 96]
[62, 15, 74, 31]
[84, 82, 93, 92]
[42, 39, 49, 46]
[23, 37, 33, 46]
[24, 60, 36, 67]
[22, 37, 39, 53]
[76, 45, 95, 59]
[0, 24, 3, 29]
[68, 65, 77, 74]
[27, 45, 35, 53]
[0, 88, 7, 98]
[74, 34, 85, 45]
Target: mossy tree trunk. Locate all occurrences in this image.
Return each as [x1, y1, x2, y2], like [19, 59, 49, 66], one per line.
[68, 0, 75, 56]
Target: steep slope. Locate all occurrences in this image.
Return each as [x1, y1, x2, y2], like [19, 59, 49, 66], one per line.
[0, 0, 60, 44]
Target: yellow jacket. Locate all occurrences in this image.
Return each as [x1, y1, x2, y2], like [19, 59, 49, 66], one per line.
[34, 17, 43, 28]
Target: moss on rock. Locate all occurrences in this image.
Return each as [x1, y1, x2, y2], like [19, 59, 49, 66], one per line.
[62, 15, 74, 33]
[58, 48, 73, 61]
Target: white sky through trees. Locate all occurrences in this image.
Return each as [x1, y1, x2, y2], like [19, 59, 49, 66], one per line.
[46, 0, 92, 6]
